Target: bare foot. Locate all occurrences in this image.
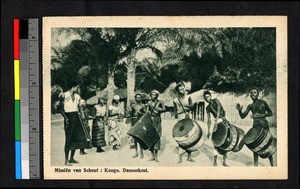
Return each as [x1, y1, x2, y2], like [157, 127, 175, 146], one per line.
[132, 154, 138, 158]
[65, 161, 72, 166]
[148, 157, 155, 161]
[69, 159, 79, 164]
[187, 158, 195, 162]
[222, 163, 228, 167]
[140, 154, 144, 159]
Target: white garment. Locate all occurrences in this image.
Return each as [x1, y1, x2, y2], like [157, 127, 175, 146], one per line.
[108, 104, 120, 120]
[94, 104, 106, 117]
[63, 91, 81, 113]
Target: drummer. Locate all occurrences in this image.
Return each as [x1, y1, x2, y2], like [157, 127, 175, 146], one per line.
[147, 90, 165, 163]
[173, 82, 195, 164]
[235, 88, 274, 166]
[128, 93, 147, 158]
[203, 90, 228, 166]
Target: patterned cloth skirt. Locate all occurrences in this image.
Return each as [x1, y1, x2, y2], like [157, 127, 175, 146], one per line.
[108, 120, 121, 146]
[92, 118, 106, 147]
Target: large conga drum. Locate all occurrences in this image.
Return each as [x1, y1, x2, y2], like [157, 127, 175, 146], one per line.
[172, 118, 206, 152]
[212, 121, 245, 153]
[245, 125, 277, 158]
[127, 112, 160, 150]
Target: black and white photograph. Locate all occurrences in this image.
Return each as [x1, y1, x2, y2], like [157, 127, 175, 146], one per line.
[43, 16, 287, 179]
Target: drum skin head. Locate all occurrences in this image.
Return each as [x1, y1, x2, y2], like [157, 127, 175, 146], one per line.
[212, 122, 228, 147]
[172, 118, 195, 138]
[127, 112, 160, 150]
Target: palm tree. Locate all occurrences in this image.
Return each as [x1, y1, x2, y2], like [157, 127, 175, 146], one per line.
[53, 27, 262, 107]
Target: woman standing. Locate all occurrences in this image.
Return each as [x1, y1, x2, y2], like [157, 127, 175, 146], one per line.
[108, 95, 123, 150]
[91, 98, 107, 153]
[148, 90, 165, 163]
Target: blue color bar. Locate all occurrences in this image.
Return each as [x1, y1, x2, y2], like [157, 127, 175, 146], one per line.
[15, 141, 22, 179]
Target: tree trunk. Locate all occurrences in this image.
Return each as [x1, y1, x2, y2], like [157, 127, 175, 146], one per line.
[127, 61, 136, 109]
[107, 67, 115, 109]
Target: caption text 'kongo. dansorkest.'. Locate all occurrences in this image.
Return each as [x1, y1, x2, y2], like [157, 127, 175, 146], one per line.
[54, 167, 149, 173]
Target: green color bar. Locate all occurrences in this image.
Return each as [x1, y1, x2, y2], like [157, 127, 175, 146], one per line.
[15, 100, 21, 141]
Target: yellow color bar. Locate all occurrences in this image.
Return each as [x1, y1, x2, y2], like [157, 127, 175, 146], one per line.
[14, 60, 20, 100]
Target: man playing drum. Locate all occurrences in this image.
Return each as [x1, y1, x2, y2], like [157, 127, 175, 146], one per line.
[235, 88, 274, 166]
[203, 91, 228, 166]
[173, 82, 195, 164]
[148, 90, 165, 163]
[128, 93, 147, 158]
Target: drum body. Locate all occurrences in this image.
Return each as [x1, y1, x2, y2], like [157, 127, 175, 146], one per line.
[232, 126, 245, 152]
[212, 121, 245, 153]
[245, 125, 277, 158]
[172, 118, 206, 152]
[127, 112, 160, 150]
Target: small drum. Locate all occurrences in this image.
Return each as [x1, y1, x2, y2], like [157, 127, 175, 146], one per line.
[245, 125, 277, 158]
[212, 121, 245, 153]
[172, 118, 206, 152]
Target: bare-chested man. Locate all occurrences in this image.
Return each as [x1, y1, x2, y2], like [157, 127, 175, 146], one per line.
[235, 88, 274, 166]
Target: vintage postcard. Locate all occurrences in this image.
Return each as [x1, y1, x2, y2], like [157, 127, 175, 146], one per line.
[43, 16, 287, 180]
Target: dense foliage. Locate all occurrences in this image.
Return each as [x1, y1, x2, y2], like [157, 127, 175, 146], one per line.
[51, 27, 276, 102]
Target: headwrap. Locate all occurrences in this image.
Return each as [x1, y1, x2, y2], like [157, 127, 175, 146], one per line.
[113, 95, 120, 100]
[150, 90, 160, 97]
[175, 81, 186, 92]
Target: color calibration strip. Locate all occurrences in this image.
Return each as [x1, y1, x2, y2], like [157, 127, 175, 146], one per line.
[14, 18, 22, 179]
[14, 18, 40, 179]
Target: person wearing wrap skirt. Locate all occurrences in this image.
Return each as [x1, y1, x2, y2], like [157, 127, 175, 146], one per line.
[148, 90, 165, 163]
[128, 93, 147, 158]
[108, 95, 123, 150]
[59, 81, 90, 165]
[91, 99, 107, 153]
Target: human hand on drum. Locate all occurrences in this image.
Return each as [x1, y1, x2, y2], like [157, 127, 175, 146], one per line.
[235, 103, 243, 111]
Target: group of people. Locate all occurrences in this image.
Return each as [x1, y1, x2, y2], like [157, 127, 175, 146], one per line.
[59, 81, 124, 165]
[58, 80, 274, 167]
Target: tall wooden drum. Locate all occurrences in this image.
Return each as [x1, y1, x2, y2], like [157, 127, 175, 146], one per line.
[172, 118, 206, 152]
[245, 125, 277, 158]
[212, 121, 245, 153]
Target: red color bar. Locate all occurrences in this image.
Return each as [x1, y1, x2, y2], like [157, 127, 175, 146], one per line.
[14, 19, 20, 60]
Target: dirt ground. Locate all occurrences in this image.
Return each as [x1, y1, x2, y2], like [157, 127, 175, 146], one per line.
[50, 114, 277, 167]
